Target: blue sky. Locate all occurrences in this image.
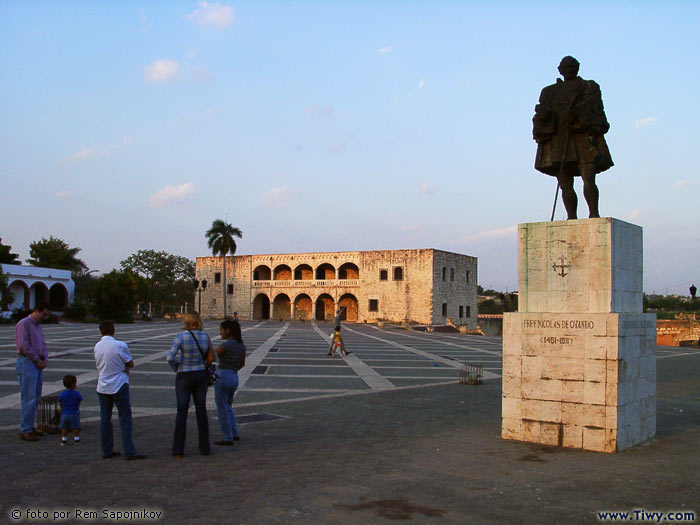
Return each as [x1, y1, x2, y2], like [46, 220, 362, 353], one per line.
[1, 1, 698, 294]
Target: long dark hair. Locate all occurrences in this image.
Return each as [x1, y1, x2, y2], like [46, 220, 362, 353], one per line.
[220, 319, 243, 343]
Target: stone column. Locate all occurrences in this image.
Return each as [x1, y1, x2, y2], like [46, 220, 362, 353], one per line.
[291, 302, 296, 321]
[502, 218, 656, 452]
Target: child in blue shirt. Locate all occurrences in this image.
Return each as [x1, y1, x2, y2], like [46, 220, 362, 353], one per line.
[58, 375, 83, 445]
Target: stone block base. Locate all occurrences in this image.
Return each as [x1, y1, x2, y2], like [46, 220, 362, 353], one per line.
[502, 312, 656, 452]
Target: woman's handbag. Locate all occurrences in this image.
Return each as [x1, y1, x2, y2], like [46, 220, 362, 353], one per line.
[189, 330, 219, 386]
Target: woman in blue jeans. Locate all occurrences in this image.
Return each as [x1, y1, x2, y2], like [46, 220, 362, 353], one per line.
[166, 312, 214, 457]
[214, 319, 246, 446]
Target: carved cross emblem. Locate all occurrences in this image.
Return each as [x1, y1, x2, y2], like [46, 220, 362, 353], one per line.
[552, 256, 571, 277]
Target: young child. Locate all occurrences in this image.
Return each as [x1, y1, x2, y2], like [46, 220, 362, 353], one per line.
[329, 330, 348, 357]
[58, 375, 83, 445]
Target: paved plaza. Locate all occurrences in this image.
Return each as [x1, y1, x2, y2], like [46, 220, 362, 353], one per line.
[0, 320, 503, 428]
[1, 321, 698, 523]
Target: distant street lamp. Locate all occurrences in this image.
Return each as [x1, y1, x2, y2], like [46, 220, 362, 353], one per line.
[194, 279, 208, 314]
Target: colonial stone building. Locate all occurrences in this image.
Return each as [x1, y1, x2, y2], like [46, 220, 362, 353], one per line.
[195, 249, 477, 326]
[0, 264, 74, 314]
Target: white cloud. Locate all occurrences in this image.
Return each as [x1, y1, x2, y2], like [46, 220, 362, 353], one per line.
[417, 79, 425, 90]
[401, 224, 421, 232]
[143, 59, 180, 83]
[419, 182, 435, 194]
[329, 143, 346, 155]
[674, 180, 694, 188]
[626, 208, 640, 220]
[459, 225, 517, 243]
[63, 138, 135, 163]
[55, 191, 73, 198]
[147, 182, 195, 208]
[191, 66, 213, 82]
[634, 116, 658, 129]
[64, 148, 97, 162]
[185, 2, 235, 29]
[139, 9, 152, 34]
[260, 186, 291, 208]
[304, 105, 334, 119]
[378, 46, 392, 55]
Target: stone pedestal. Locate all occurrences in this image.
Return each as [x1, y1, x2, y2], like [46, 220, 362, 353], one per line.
[502, 218, 656, 452]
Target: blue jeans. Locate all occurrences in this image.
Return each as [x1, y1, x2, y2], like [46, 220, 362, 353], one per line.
[214, 369, 239, 442]
[173, 370, 210, 455]
[98, 383, 138, 457]
[16, 355, 42, 433]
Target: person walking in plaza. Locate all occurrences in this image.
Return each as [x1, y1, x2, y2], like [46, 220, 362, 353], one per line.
[15, 301, 51, 442]
[58, 374, 83, 445]
[167, 311, 214, 457]
[94, 320, 145, 460]
[214, 319, 246, 446]
[327, 306, 350, 356]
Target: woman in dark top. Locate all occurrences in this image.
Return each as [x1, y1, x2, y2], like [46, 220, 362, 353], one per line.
[214, 319, 246, 445]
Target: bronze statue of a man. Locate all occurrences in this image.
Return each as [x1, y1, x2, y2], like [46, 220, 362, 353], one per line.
[533, 56, 613, 219]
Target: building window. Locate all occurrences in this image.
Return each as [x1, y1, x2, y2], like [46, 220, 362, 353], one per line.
[466, 271, 470, 283]
[379, 269, 388, 281]
[466, 306, 471, 318]
[214, 273, 221, 283]
[442, 267, 446, 281]
[442, 303, 447, 316]
[450, 268, 455, 281]
[253, 270, 259, 280]
[227, 284, 233, 295]
[459, 305, 464, 318]
[369, 299, 379, 312]
[393, 267, 403, 281]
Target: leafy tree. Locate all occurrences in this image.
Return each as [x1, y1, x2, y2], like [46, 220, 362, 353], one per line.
[92, 270, 148, 323]
[478, 299, 501, 315]
[120, 250, 195, 316]
[27, 236, 88, 274]
[0, 271, 14, 310]
[0, 238, 21, 265]
[205, 219, 242, 318]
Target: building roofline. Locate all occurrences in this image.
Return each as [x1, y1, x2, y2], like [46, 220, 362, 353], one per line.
[196, 248, 476, 259]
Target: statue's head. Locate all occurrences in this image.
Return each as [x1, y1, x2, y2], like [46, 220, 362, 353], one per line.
[558, 56, 580, 80]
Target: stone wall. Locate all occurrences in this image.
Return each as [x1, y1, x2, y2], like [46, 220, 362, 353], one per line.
[433, 250, 478, 328]
[195, 249, 477, 325]
[656, 319, 700, 346]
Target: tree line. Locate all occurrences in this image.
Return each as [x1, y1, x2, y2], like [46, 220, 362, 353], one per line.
[1, 219, 243, 323]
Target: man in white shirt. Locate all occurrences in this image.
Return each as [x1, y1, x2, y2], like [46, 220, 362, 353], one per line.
[94, 320, 145, 460]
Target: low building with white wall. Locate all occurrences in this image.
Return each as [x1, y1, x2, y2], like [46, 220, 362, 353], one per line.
[0, 264, 75, 313]
[195, 248, 477, 326]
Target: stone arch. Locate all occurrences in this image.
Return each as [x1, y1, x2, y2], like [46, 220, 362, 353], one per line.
[273, 264, 292, 280]
[49, 283, 68, 310]
[338, 293, 358, 322]
[253, 293, 270, 320]
[338, 262, 359, 279]
[30, 282, 49, 309]
[315, 263, 336, 280]
[253, 265, 271, 280]
[315, 293, 335, 321]
[8, 280, 30, 309]
[294, 293, 312, 321]
[273, 293, 291, 320]
[293, 264, 313, 280]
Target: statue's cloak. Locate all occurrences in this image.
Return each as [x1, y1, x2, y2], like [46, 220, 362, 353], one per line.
[533, 76, 613, 176]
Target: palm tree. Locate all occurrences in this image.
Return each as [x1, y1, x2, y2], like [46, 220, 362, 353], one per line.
[205, 219, 243, 318]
